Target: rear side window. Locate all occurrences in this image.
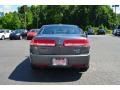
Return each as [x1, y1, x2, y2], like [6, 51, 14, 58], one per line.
[6, 30, 10, 33]
[0, 31, 4, 33]
[39, 25, 82, 34]
[14, 30, 21, 33]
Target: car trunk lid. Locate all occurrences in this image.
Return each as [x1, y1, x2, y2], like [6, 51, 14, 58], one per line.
[30, 34, 90, 55]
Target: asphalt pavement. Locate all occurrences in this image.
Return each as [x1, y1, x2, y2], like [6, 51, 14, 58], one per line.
[0, 35, 120, 85]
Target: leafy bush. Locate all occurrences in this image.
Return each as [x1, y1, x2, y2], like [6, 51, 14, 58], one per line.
[106, 30, 112, 34]
[85, 25, 92, 31]
[92, 27, 99, 34]
[0, 25, 3, 29]
[99, 24, 104, 29]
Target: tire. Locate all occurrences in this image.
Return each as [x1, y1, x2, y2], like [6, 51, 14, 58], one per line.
[1, 35, 5, 40]
[31, 63, 38, 70]
[19, 36, 23, 40]
[25, 37, 27, 40]
[27, 37, 29, 40]
[76, 67, 89, 72]
[9, 37, 13, 40]
[30, 63, 46, 71]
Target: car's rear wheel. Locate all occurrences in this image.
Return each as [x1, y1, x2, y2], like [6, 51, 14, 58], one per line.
[9, 37, 13, 40]
[1, 35, 5, 40]
[30, 63, 38, 70]
[76, 67, 89, 72]
[27, 37, 29, 40]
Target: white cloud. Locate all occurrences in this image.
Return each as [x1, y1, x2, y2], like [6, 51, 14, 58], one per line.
[0, 5, 19, 13]
[3, 5, 11, 8]
[3, 5, 13, 13]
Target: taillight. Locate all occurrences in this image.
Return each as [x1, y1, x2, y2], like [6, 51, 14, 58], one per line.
[30, 39, 56, 46]
[63, 39, 89, 47]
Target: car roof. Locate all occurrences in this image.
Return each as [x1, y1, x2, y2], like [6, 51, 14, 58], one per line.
[15, 29, 27, 31]
[43, 24, 79, 27]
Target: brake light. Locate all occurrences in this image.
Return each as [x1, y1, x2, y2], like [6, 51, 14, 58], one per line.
[30, 39, 56, 46]
[63, 39, 89, 47]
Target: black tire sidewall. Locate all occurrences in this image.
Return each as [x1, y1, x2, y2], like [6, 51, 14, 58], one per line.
[1, 35, 5, 40]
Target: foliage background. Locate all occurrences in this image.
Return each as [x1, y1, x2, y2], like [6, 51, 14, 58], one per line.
[0, 5, 118, 32]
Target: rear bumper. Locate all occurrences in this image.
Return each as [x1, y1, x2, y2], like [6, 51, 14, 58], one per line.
[30, 54, 90, 68]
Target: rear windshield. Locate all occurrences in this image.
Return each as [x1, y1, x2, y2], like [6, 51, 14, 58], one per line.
[39, 25, 82, 34]
[13, 30, 22, 33]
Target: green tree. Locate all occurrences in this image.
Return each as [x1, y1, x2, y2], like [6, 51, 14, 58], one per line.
[0, 5, 117, 31]
[11, 12, 21, 29]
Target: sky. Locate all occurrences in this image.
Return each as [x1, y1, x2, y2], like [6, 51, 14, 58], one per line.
[0, 5, 120, 14]
[0, 5, 20, 13]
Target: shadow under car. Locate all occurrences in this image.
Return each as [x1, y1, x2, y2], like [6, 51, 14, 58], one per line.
[8, 57, 82, 83]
